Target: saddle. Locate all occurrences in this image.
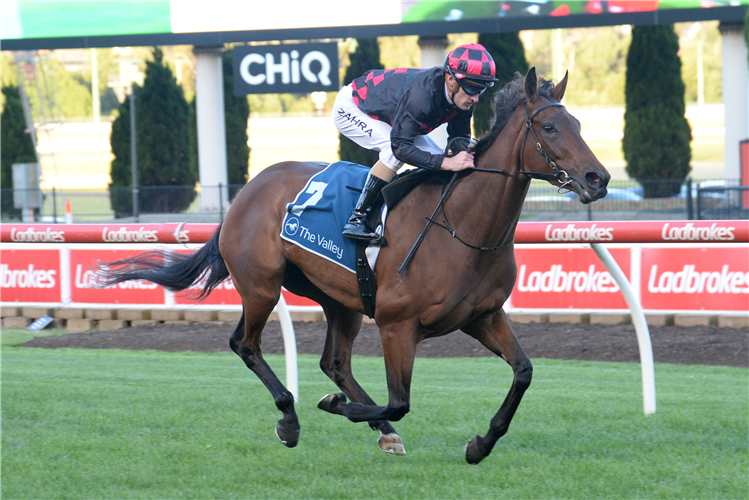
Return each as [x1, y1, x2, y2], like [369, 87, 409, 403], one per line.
[352, 168, 454, 318]
[352, 137, 472, 317]
[281, 160, 459, 319]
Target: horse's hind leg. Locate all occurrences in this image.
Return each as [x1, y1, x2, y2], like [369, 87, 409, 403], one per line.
[317, 320, 419, 426]
[316, 302, 405, 455]
[230, 298, 300, 448]
[461, 309, 533, 465]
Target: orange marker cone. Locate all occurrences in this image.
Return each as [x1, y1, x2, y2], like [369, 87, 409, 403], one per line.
[65, 199, 73, 224]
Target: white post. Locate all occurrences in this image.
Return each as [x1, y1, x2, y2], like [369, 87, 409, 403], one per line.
[60, 246, 71, 305]
[719, 21, 749, 181]
[419, 36, 450, 150]
[194, 45, 229, 210]
[592, 243, 656, 415]
[275, 293, 299, 402]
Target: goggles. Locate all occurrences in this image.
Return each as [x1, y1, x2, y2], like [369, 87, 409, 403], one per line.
[460, 82, 487, 97]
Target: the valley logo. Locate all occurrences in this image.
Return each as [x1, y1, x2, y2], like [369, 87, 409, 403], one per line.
[284, 217, 301, 236]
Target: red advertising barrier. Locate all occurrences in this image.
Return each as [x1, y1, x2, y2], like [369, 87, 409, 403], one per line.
[1, 223, 217, 245]
[1, 248, 61, 303]
[640, 247, 749, 311]
[3, 220, 748, 244]
[512, 247, 631, 310]
[512, 220, 749, 244]
[1, 222, 747, 312]
[71, 249, 165, 305]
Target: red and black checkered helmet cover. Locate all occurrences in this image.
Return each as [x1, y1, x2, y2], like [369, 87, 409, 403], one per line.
[444, 43, 498, 86]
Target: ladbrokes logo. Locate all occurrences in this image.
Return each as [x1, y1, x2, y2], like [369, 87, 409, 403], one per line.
[661, 222, 735, 242]
[10, 227, 65, 243]
[102, 226, 158, 243]
[75, 264, 157, 290]
[0, 264, 57, 289]
[647, 265, 749, 294]
[517, 264, 620, 293]
[544, 224, 614, 242]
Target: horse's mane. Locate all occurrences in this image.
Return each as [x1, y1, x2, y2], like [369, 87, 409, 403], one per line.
[474, 72, 556, 158]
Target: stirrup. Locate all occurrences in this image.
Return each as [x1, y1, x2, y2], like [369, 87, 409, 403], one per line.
[342, 223, 387, 246]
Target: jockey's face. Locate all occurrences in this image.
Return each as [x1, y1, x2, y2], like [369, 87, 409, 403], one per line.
[445, 73, 481, 111]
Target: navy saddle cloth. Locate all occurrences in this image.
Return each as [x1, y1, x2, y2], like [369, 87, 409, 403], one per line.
[280, 161, 453, 273]
[280, 162, 368, 273]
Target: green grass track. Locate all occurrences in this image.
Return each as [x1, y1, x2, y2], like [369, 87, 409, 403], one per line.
[2, 341, 747, 499]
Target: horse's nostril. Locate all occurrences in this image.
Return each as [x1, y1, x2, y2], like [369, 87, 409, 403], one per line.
[585, 172, 602, 187]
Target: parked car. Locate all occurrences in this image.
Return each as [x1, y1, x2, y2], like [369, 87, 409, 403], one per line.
[675, 180, 726, 199]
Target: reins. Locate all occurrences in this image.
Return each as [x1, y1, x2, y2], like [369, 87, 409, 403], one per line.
[397, 99, 569, 274]
[426, 179, 512, 252]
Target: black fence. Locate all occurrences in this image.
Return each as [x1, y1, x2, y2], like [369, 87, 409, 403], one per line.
[1, 184, 244, 223]
[696, 184, 749, 220]
[2, 178, 747, 223]
[516, 178, 747, 221]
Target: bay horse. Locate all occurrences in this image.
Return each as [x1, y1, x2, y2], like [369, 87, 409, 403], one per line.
[98, 68, 609, 464]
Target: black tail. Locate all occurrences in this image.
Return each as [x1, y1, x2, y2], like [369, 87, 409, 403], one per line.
[96, 224, 229, 301]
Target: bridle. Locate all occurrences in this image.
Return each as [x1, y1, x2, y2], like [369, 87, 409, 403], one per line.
[471, 99, 573, 193]
[397, 98, 574, 273]
[519, 100, 574, 192]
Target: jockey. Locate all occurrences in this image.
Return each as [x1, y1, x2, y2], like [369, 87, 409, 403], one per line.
[333, 43, 498, 244]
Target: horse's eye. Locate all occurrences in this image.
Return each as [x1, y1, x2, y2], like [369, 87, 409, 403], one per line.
[543, 125, 555, 133]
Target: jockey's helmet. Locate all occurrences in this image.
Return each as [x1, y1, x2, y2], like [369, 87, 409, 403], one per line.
[444, 43, 498, 88]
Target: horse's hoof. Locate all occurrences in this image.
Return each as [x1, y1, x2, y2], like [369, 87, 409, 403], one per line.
[465, 435, 487, 465]
[317, 393, 347, 414]
[275, 423, 300, 448]
[378, 432, 406, 456]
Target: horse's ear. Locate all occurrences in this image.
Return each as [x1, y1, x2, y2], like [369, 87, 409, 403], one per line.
[550, 70, 569, 102]
[525, 67, 538, 103]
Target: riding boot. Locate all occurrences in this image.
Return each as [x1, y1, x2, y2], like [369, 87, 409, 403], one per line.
[342, 173, 388, 244]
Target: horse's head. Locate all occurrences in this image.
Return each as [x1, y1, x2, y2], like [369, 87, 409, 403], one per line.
[520, 67, 610, 203]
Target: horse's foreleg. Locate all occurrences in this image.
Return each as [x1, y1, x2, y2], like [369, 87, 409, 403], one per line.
[317, 303, 404, 455]
[230, 301, 300, 448]
[461, 310, 533, 465]
[318, 322, 418, 425]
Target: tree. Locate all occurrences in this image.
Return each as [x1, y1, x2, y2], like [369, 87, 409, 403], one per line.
[1, 85, 37, 219]
[623, 25, 692, 198]
[474, 32, 529, 137]
[222, 49, 250, 198]
[338, 38, 383, 166]
[109, 48, 196, 215]
[108, 92, 135, 216]
[29, 57, 92, 119]
[562, 27, 630, 107]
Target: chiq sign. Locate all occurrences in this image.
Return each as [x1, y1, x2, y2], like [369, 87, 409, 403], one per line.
[233, 43, 339, 95]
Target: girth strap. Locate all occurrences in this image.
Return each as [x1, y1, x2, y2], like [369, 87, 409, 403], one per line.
[355, 243, 377, 318]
